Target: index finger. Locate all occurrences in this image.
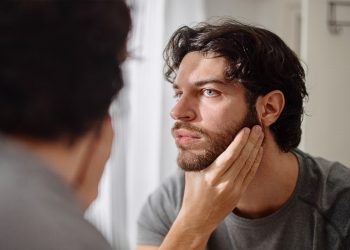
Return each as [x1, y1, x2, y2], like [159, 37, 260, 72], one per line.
[208, 127, 250, 176]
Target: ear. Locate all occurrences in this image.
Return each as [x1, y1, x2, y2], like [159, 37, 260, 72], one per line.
[256, 90, 285, 127]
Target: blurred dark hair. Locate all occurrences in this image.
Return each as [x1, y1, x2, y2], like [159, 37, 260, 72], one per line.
[164, 19, 308, 152]
[0, 0, 131, 141]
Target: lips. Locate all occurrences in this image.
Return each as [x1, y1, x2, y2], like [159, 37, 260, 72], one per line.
[173, 128, 202, 145]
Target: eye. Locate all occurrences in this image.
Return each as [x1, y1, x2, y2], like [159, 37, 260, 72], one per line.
[202, 89, 219, 97]
[173, 91, 183, 101]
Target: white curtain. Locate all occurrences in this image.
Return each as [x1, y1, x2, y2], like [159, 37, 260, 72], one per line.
[86, 0, 205, 249]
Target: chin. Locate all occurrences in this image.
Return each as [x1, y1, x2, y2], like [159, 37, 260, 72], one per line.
[177, 148, 221, 172]
[177, 151, 216, 172]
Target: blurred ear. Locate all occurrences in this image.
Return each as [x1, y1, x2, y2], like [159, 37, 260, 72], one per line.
[256, 90, 285, 127]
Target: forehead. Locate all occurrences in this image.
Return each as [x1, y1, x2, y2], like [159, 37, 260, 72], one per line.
[175, 51, 228, 85]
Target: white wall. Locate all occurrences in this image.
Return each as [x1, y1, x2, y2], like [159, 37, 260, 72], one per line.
[301, 0, 350, 166]
[205, 0, 301, 54]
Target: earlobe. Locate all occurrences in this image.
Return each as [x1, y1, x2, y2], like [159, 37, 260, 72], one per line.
[258, 90, 285, 127]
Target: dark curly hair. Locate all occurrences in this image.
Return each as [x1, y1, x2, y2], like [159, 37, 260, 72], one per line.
[0, 0, 131, 141]
[164, 19, 308, 152]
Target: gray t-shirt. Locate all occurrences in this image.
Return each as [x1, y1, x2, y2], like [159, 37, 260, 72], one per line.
[137, 149, 350, 249]
[0, 135, 113, 250]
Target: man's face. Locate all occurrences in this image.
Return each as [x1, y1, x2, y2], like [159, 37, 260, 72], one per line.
[171, 51, 259, 171]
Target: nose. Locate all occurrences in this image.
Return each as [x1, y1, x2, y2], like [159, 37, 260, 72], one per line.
[170, 95, 196, 122]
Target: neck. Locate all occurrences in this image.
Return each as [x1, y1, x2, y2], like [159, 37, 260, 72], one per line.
[235, 130, 299, 219]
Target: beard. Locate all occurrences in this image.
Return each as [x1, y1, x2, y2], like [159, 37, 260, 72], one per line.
[172, 105, 260, 172]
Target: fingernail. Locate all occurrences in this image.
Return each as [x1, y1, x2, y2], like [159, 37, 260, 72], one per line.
[243, 127, 250, 135]
[254, 125, 262, 135]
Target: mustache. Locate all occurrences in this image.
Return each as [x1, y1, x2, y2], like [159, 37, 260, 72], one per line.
[172, 122, 207, 136]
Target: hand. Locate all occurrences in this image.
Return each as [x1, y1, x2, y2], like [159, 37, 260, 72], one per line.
[178, 125, 264, 234]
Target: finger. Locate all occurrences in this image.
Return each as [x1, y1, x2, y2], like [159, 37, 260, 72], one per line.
[235, 132, 264, 178]
[236, 125, 263, 167]
[209, 127, 250, 176]
[240, 146, 263, 193]
[222, 125, 263, 180]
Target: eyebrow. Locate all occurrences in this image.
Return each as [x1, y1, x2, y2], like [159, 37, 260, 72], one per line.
[172, 79, 227, 89]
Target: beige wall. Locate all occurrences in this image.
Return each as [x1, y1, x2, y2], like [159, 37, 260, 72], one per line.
[302, 0, 350, 166]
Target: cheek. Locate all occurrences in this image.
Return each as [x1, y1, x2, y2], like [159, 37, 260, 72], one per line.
[96, 130, 114, 176]
[199, 103, 245, 131]
[100, 119, 114, 162]
[90, 121, 114, 185]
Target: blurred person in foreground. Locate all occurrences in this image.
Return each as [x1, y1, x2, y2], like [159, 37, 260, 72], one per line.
[137, 19, 350, 250]
[0, 1, 130, 249]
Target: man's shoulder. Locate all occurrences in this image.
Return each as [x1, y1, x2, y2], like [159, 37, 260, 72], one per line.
[0, 141, 113, 250]
[296, 149, 350, 238]
[296, 149, 350, 188]
[0, 172, 113, 250]
[1, 201, 111, 249]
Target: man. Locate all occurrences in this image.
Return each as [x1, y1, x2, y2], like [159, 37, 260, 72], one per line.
[0, 1, 130, 249]
[137, 19, 350, 250]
